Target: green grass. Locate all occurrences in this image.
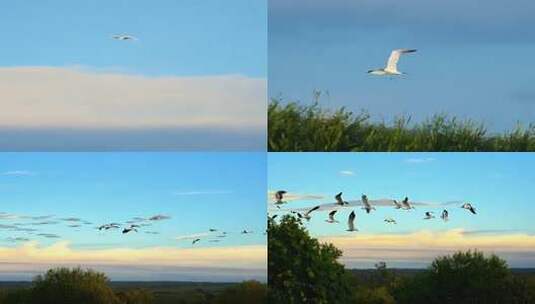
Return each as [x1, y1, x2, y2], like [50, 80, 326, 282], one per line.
[268, 100, 535, 151]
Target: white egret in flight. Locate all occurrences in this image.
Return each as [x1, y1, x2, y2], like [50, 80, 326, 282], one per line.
[368, 49, 417, 76]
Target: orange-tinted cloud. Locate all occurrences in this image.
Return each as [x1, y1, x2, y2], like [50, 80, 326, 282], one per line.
[319, 229, 535, 267]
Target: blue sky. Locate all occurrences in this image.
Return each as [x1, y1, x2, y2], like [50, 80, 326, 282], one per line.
[0, 1, 266, 150]
[268, 153, 535, 268]
[269, 0, 535, 131]
[1, 0, 266, 77]
[0, 153, 266, 281]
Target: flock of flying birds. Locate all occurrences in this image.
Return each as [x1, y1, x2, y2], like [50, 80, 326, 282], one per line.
[270, 191, 477, 232]
[1, 211, 256, 246]
[0, 212, 171, 243]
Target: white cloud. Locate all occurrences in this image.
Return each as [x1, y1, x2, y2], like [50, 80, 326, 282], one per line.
[405, 157, 436, 164]
[0, 67, 266, 129]
[2, 170, 36, 176]
[320, 229, 535, 268]
[175, 233, 213, 241]
[0, 241, 267, 280]
[267, 191, 325, 203]
[338, 170, 355, 176]
[173, 190, 233, 196]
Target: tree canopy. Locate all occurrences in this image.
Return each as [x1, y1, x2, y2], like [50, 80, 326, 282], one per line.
[393, 250, 535, 304]
[268, 215, 353, 303]
[31, 267, 121, 304]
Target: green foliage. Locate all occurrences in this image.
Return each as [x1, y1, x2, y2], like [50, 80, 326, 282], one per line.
[352, 286, 395, 304]
[268, 215, 353, 304]
[392, 250, 535, 304]
[116, 288, 154, 304]
[268, 100, 535, 151]
[0, 270, 265, 304]
[212, 280, 267, 304]
[31, 267, 121, 304]
[0, 288, 33, 304]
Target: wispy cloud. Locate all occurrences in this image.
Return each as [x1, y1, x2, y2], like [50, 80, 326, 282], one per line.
[173, 190, 233, 196]
[460, 229, 526, 236]
[1, 170, 36, 176]
[175, 233, 213, 241]
[404, 157, 436, 164]
[286, 198, 462, 212]
[148, 214, 171, 221]
[267, 191, 325, 203]
[339, 170, 355, 176]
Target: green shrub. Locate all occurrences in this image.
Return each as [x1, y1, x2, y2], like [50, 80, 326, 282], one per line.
[392, 250, 535, 304]
[30, 267, 120, 304]
[268, 100, 535, 151]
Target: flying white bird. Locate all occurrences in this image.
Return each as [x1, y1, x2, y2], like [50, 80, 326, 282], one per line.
[335, 192, 348, 206]
[368, 49, 417, 76]
[275, 190, 287, 205]
[98, 223, 120, 231]
[384, 217, 397, 224]
[302, 205, 320, 221]
[112, 34, 137, 41]
[122, 225, 138, 234]
[347, 211, 358, 232]
[326, 210, 339, 223]
[401, 197, 415, 210]
[361, 194, 376, 214]
[424, 212, 435, 220]
[461, 203, 477, 214]
[441, 209, 449, 221]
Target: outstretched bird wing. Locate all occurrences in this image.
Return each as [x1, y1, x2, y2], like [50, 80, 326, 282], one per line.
[347, 211, 356, 231]
[386, 49, 416, 71]
[305, 205, 321, 216]
[328, 210, 337, 221]
[335, 192, 344, 205]
[362, 196, 371, 209]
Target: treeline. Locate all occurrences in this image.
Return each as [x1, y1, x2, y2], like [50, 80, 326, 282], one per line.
[268, 100, 535, 151]
[268, 215, 535, 303]
[0, 268, 267, 304]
